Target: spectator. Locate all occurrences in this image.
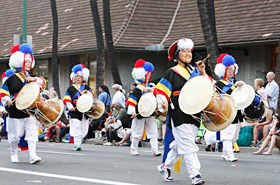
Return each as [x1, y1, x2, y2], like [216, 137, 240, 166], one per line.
[265, 72, 279, 111]
[112, 101, 128, 128]
[254, 78, 267, 100]
[103, 114, 123, 146]
[253, 113, 280, 155]
[115, 128, 131, 146]
[252, 108, 274, 146]
[44, 120, 66, 142]
[112, 84, 126, 108]
[237, 121, 255, 146]
[98, 85, 111, 113]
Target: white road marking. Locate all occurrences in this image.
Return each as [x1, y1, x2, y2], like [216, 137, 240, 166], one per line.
[0, 167, 140, 185]
[36, 150, 86, 156]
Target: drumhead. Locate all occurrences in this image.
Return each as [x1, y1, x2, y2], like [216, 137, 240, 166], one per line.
[77, 94, 93, 113]
[203, 94, 238, 132]
[231, 84, 255, 110]
[179, 76, 214, 114]
[138, 92, 157, 117]
[16, 82, 40, 110]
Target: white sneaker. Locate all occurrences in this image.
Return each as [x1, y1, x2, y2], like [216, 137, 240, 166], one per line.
[11, 155, 19, 163]
[221, 153, 227, 160]
[157, 164, 174, 182]
[226, 156, 238, 162]
[103, 142, 113, 146]
[130, 149, 139, 156]
[30, 156, 42, 164]
[152, 150, 161, 156]
[192, 174, 205, 185]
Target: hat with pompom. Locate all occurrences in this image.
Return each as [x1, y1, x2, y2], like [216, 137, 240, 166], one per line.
[70, 64, 90, 83]
[2, 69, 15, 84]
[132, 59, 154, 84]
[9, 43, 35, 71]
[168, 38, 194, 60]
[214, 53, 239, 80]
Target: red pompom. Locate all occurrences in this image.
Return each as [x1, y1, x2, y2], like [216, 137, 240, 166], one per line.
[10, 45, 21, 54]
[135, 59, 146, 68]
[217, 53, 228, 64]
[80, 64, 86, 68]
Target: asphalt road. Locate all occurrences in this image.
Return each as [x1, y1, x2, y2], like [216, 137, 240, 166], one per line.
[0, 140, 279, 185]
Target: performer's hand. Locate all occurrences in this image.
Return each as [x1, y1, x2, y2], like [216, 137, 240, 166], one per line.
[70, 107, 75, 111]
[235, 81, 243, 86]
[26, 76, 36, 82]
[3, 110, 8, 115]
[162, 101, 168, 111]
[132, 112, 137, 118]
[0, 112, 3, 117]
[143, 87, 153, 93]
[195, 61, 206, 76]
[7, 99, 13, 107]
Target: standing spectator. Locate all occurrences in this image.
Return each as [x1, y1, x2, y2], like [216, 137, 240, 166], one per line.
[112, 84, 126, 108]
[265, 72, 279, 111]
[254, 78, 267, 100]
[98, 85, 111, 113]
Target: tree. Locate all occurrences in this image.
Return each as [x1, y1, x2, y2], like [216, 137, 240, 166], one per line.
[90, 0, 105, 96]
[103, 0, 122, 85]
[50, 0, 61, 98]
[275, 40, 280, 111]
[197, 0, 219, 79]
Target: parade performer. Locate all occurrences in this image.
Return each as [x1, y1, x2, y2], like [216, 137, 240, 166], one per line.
[63, 64, 93, 151]
[214, 53, 243, 162]
[155, 38, 208, 185]
[0, 44, 45, 164]
[127, 59, 161, 156]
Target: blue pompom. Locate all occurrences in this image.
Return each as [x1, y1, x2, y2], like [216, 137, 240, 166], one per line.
[222, 55, 235, 67]
[143, 62, 154, 72]
[5, 69, 15, 77]
[72, 64, 83, 73]
[19, 43, 33, 55]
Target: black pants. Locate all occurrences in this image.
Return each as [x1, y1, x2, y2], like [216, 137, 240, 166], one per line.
[59, 126, 70, 140]
[106, 130, 122, 143]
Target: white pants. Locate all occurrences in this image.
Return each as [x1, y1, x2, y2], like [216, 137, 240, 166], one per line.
[221, 122, 241, 158]
[205, 130, 220, 145]
[70, 115, 89, 145]
[7, 116, 38, 158]
[165, 120, 201, 179]
[131, 117, 159, 152]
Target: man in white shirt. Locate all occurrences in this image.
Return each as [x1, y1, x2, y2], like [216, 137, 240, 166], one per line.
[112, 84, 126, 108]
[265, 72, 279, 111]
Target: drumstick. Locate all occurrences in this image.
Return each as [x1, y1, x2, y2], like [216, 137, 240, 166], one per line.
[198, 54, 211, 65]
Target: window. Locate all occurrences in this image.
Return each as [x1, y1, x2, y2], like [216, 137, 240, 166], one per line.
[34, 59, 49, 88]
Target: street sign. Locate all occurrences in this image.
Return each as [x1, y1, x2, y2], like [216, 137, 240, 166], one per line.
[13, 34, 32, 45]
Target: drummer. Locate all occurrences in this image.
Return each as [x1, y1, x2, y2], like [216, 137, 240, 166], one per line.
[127, 59, 161, 156]
[0, 44, 46, 164]
[63, 64, 94, 151]
[154, 38, 208, 185]
[214, 53, 244, 162]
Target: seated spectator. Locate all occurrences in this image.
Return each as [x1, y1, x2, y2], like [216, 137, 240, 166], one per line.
[252, 107, 274, 146]
[254, 78, 267, 100]
[103, 114, 123, 146]
[253, 113, 280, 155]
[237, 121, 255, 146]
[112, 101, 128, 128]
[115, 128, 131, 146]
[44, 120, 66, 142]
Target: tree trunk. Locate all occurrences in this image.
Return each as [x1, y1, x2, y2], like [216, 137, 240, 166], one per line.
[90, 0, 105, 97]
[197, 0, 219, 79]
[50, 0, 60, 98]
[103, 0, 122, 86]
[275, 40, 280, 111]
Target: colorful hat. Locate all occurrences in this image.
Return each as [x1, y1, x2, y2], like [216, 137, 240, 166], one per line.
[9, 43, 35, 71]
[132, 59, 154, 84]
[2, 69, 15, 84]
[168, 38, 194, 60]
[214, 54, 239, 80]
[70, 64, 90, 83]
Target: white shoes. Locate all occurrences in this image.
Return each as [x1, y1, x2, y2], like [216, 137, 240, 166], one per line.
[130, 149, 139, 156]
[221, 154, 238, 162]
[11, 155, 19, 163]
[152, 150, 161, 156]
[30, 156, 42, 164]
[103, 142, 113, 146]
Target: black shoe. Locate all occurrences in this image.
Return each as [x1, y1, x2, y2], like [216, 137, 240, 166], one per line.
[205, 145, 211, 152]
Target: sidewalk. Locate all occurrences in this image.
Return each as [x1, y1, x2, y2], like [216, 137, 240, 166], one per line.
[83, 138, 280, 155]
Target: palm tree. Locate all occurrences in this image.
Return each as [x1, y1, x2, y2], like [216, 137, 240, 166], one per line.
[89, 0, 105, 96]
[50, 0, 61, 98]
[103, 0, 122, 85]
[197, 0, 219, 79]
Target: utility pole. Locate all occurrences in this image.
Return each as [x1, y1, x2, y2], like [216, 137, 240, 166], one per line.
[22, 0, 27, 43]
